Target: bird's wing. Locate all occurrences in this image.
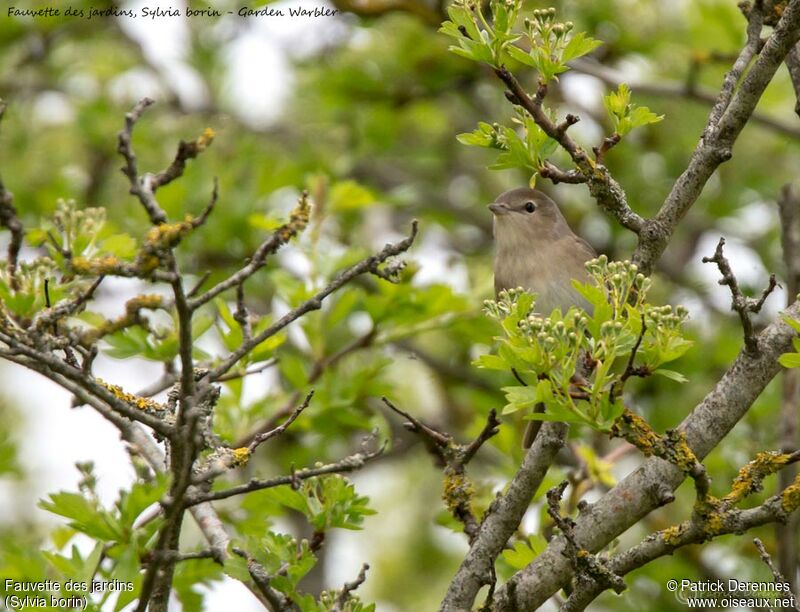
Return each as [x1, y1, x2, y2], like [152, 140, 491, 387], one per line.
[570, 234, 598, 260]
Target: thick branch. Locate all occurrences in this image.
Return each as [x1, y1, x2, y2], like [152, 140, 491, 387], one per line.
[633, 1, 800, 274]
[570, 57, 800, 139]
[490, 299, 800, 610]
[440, 421, 568, 611]
[785, 43, 800, 118]
[564, 477, 800, 612]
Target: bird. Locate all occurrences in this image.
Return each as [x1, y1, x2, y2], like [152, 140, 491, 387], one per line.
[489, 187, 597, 448]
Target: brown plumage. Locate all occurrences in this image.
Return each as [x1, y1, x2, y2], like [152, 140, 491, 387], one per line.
[489, 188, 597, 448]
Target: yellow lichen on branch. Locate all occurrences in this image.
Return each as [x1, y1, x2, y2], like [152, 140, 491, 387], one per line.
[144, 216, 195, 250]
[232, 447, 251, 467]
[781, 474, 800, 513]
[725, 451, 795, 505]
[612, 410, 697, 474]
[97, 378, 171, 420]
[276, 193, 311, 243]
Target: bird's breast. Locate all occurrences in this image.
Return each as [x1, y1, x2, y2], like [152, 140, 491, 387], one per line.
[494, 246, 592, 314]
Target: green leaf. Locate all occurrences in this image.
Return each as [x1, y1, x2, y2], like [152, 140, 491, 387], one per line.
[118, 476, 168, 529]
[502, 540, 535, 569]
[779, 353, 800, 368]
[603, 83, 663, 136]
[101, 233, 138, 259]
[279, 351, 309, 388]
[103, 326, 150, 360]
[444, 4, 481, 41]
[505, 44, 538, 68]
[782, 315, 800, 334]
[572, 279, 607, 310]
[472, 353, 508, 370]
[456, 123, 495, 147]
[39, 492, 121, 542]
[222, 554, 251, 583]
[524, 410, 588, 424]
[653, 368, 688, 383]
[561, 32, 603, 63]
[501, 385, 540, 412]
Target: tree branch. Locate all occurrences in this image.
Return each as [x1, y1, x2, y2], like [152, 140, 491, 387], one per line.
[490, 299, 800, 610]
[493, 67, 644, 235]
[187, 446, 385, 506]
[702, 236, 778, 355]
[563, 461, 800, 612]
[777, 182, 800, 593]
[440, 421, 568, 611]
[335, 563, 370, 610]
[247, 390, 314, 454]
[206, 220, 418, 381]
[633, 0, 800, 274]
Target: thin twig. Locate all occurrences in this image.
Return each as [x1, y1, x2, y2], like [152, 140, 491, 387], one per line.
[247, 390, 314, 453]
[461, 410, 501, 466]
[189, 191, 312, 311]
[702, 237, 779, 354]
[206, 220, 418, 381]
[753, 538, 800, 610]
[381, 396, 451, 449]
[187, 446, 385, 506]
[334, 563, 370, 610]
[493, 66, 644, 234]
[236, 329, 376, 447]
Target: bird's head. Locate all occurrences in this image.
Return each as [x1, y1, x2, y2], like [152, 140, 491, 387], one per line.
[488, 188, 569, 247]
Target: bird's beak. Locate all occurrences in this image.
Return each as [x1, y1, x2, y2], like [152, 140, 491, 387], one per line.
[488, 202, 510, 215]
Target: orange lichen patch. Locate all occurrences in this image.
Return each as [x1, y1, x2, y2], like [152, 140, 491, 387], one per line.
[232, 447, 251, 467]
[276, 195, 311, 243]
[701, 508, 724, 536]
[71, 255, 122, 276]
[661, 523, 687, 546]
[81, 294, 163, 345]
[666, 431, 697, 474]
[98, 378, 168, 416]
[71, 252, 159, 278]
[612, 410, 661, 457]
[613, 410, 699, 474]
[781, 474, 800, 513]
[725, 451, 795, 505]
[144, 217, 195, 250]
[196, 128, 215, 150]
[126, 294, 163, 312]
[136, 254, 161, 273]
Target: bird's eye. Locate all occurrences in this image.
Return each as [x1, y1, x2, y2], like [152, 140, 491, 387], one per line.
[524, 201, 536, 213]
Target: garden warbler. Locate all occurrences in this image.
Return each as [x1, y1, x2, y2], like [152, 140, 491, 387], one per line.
[489, 187, 596, 448]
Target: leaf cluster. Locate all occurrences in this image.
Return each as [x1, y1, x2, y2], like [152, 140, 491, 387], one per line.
[476, 257, 693, 431]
